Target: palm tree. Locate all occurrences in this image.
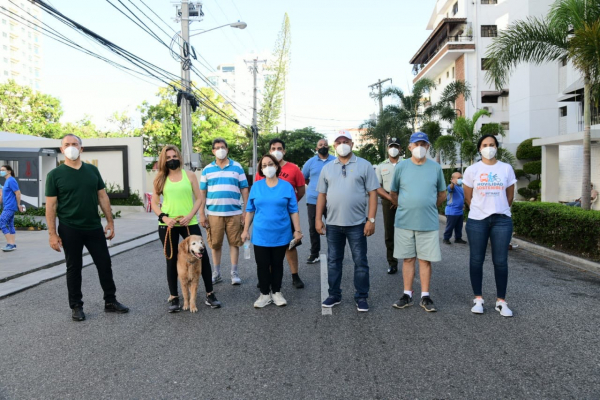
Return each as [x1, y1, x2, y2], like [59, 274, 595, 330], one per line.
[484, 0, 600, 210]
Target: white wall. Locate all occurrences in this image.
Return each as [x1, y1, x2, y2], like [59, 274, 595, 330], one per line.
[559, 144, 600, 201]
[1, 136, 145, 204]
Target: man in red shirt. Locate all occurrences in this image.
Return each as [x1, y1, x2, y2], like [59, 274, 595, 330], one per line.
[255, 138, 306, 288]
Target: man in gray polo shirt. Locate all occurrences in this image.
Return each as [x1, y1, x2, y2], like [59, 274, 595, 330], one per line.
[315, 130, 379, 312]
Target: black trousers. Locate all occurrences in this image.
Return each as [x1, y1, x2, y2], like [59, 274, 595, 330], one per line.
[158, 224, 213, 297]
[381, 198, 397, 268]
[58, 224, 117, 309]
[254, 244, 287, 295]
[307, 204, 326, 257]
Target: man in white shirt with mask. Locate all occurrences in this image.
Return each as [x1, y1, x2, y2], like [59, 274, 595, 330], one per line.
[376, 137, 403, 274]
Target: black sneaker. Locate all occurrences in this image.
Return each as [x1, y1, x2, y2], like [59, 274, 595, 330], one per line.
[205, 293, 222, 309]
[168, 297, 181, 313]
[455, 238, 467, 244]
[392, 294, 414, 309]
[292, 275, 305, 289]
[307, 254, 320, 264]
[420, 296, 437, 312]
[387, 265, 398, 274]
[104, 301, 129, 313]
[356, 298, 369, 312]
[72, 306, 86, 321]
[443, 239, 452, 245]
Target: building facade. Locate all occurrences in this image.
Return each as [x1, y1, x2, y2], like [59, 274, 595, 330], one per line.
[0, 0, 42, 90]
[410, 0, 598, 204]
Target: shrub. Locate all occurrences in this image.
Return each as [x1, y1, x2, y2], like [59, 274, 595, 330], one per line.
[516, 138, 541, 160]
[512, 202, 600, 261]
[14, 215, 47, 230]
[515, 169, 528, 180]
[518, 187, 535, 199]
[528, 179, 541, 191]
[109, 191, 144, 206]
[523, 160, 542, 175]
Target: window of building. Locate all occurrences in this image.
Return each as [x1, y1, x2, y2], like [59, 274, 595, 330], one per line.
[3, 71, 7, 76]
[452, 67, 455, 79]
[438, 78, 441, 84]
[560, 106, 567, 117]
[34, 47, 38, 54]
[481, 25, 498, 37]
[452, 2, 458, 15]
[2, 19, 6, 25]
[223, 78, 227, 83]
[482, 95, 498, 104]
[561, 58, 567, 67]
[481, 58, 490, 70]
[2, 32, 7, 38]
[447, 71, 450, 78]
[222, 66, 235, 73]
[2, 45, 6, 50]
[501, 122, 510, 130]
[481, 0, 498, 4]
[3, 58, 7, 63]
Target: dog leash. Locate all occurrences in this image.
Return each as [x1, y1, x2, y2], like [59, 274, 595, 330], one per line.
[163, 216, 191, 260]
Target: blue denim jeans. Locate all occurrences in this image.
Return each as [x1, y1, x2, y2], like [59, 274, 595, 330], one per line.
[465, 214, 513, 299]
[326, 224, 369, 300]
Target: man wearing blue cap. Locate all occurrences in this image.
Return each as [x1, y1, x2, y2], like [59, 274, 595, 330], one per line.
[390, 132, 446, 312]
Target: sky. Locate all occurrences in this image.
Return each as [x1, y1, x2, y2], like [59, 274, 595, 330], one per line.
[40, 0, 437, 141]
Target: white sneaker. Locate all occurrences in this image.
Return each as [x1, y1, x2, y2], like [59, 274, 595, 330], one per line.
[231, 271, 241, 285]
[272, 292, 287, 307]
[253, 293, 272, 308]
[211, 273, 222, 284]
[495, 300, 513, 317]
[471, 298, 484, 314]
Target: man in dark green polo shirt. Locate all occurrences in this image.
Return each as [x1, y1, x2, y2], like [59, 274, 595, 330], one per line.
[46, 134, 129, 322]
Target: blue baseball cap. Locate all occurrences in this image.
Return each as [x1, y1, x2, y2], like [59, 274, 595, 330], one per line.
[409, 131, 430, 144]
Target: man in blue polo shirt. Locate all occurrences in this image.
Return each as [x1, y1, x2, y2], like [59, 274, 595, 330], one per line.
[302, 138, 335, 264]
[199, 138, 249, 286]
[316, 130, 379, 312]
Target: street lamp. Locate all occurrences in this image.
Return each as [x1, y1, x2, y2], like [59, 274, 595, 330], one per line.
[189, 21, 247, 37]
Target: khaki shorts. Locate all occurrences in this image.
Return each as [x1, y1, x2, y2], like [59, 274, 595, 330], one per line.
[206, 214, 244, 250]
[393, 228, 441, 262]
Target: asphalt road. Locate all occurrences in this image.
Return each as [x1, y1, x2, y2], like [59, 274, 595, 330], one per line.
[1, 202, 599, 399]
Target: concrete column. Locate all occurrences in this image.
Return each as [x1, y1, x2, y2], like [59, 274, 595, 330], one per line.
[541, 145, 559, 202]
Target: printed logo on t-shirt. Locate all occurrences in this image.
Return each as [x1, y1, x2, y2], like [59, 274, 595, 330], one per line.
[476, 172, 503, 197]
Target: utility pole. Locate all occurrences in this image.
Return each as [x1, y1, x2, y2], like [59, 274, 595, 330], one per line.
[244, 57, 266, 183]
[179, 0, 193, 170]
[368, 78, 392, 119]
[368, 78, 392, 159]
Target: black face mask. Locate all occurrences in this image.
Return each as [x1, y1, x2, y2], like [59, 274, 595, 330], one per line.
[318, 147, 329, 156]
[166, 159, 181, 170]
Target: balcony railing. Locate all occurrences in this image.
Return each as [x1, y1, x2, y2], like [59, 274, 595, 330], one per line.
[412, 35, 474, 75]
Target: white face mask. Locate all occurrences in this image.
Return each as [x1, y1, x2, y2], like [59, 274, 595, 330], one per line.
[270, 150, 283, 161]
[215, 148, 228, 160]
[481, 147, 497, 160]
[63, 146, 80, 161]
[262, 166, 276, 178]
[336, 143, 352, 157]
[388, 147, 400, 158]
[411, 145, 427, 159]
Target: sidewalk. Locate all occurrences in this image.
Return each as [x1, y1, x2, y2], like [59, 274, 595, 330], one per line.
[0, 210, 159, 297]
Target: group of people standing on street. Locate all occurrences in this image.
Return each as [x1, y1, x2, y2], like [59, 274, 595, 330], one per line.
[40, 128, 518, 321]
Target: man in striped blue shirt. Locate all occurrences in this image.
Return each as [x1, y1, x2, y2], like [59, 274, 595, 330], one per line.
[200, 138, 249, 285]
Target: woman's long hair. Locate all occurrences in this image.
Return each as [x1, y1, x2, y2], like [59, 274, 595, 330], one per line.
[153, 145, 182, 195]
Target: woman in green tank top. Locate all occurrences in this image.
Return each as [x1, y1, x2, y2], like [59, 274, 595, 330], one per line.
[151, 145, 221, 312]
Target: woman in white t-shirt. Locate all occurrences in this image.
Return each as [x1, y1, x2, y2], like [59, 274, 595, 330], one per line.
[463, 135, 517, 317]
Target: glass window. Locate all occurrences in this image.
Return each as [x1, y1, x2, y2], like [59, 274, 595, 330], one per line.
[560, 106, 567, 117]
[481, 0, 498, 4]
[481, 58, 490, 70]
[452, 2, 458, 15]
[481, 25, 498, 37]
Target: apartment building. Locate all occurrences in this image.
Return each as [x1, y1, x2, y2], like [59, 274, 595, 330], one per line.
[0, 0, 43, 90]
[410, 0, 600, 203]
[206, 51, 274, 127]
[410, 0, 563, 151]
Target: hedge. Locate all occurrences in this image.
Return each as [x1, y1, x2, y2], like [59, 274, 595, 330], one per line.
[528, 179, 541, 190]
[513, 202, 600, 261]
[523, 160, 542, 175]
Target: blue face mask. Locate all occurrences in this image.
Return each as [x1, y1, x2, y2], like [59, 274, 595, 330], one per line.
[457, 178, 463, 185]
[0, 171, 6, 177]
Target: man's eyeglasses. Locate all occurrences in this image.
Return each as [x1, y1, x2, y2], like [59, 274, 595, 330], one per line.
[342, 164, 346, 178]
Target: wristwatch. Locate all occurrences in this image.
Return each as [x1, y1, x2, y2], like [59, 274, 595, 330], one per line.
[368, 217, 375, 224]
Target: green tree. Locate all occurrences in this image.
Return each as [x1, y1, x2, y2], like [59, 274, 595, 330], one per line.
[485, 0, 600, 209]
[0, 79, 63, 138]
[137, 84, 245, 162]
[258, 13, 291, 134]
[62, 115, 103, 139]
[248, 127, 325, 169]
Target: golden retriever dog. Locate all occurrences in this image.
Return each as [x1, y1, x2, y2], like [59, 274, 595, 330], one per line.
[177, 235, 204, 313]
